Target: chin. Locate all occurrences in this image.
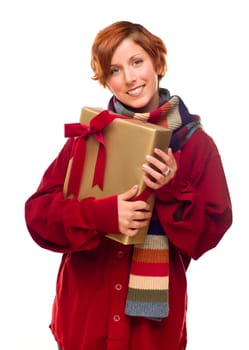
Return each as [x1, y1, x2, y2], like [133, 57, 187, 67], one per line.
[128, 105, 147, 113]
[129, 99, 151, 112]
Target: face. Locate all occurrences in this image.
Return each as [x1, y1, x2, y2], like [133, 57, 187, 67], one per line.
[106, 38, 159, 113]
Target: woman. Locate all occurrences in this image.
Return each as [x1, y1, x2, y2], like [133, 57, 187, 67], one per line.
[24, 21, 232, 350]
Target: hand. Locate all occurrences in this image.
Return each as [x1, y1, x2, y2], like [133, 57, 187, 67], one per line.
[142, 147, 177, 190]
[117, 185, 152, 237]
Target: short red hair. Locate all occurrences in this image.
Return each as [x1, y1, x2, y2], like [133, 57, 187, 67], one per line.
[91, 21, 167, 87]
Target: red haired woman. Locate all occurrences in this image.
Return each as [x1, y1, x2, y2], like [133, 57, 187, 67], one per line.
[25, 21, 232, 350]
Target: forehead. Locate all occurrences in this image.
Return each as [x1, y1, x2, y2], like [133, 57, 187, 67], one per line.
[111, 38, 148, 64]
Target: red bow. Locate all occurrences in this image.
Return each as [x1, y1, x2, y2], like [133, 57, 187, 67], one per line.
[64, 110, 126, 198]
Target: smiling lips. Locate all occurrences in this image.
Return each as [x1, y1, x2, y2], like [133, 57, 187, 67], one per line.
[127, 85, 144, 96]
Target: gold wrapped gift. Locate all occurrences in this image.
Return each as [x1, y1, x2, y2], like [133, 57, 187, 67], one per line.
[63, 107, 172, 245]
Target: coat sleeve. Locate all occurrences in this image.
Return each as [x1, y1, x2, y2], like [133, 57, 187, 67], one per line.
[24, 138, 120, 253]
[155, 129, 233, 260]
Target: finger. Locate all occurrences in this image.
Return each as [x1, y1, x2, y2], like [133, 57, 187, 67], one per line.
[121, 218, 149, 236]
[131, 200, 151, 212]
[119, 184, 138, 201]
[155, 147, 176, 169]
[142, 163, 165, 183]
[154, 148, 177, 174]
[128, 218, 150, 231]
[124, 228, 139, 237]
[154, 147, 171, 162]
[133, 209, 152, 221]
[143, 175, 162, 189]
[145, 154, 166, 173]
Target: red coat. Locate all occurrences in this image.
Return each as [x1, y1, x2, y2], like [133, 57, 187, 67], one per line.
[25, 128, 232, 350]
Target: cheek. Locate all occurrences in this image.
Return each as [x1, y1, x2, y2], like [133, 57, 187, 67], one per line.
[142, 64, 158, 83]
[106, 77, 122, 93]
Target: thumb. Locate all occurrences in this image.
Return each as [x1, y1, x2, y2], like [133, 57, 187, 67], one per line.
[119, 185, 138, 201]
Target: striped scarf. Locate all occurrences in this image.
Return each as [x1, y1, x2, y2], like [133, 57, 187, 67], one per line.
[108, 89, 202, 320]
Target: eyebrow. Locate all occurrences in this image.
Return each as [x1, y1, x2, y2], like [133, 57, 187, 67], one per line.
[110, 53, 144, 67]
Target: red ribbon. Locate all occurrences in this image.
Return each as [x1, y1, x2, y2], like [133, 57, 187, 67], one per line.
[64, 110, 127, 198]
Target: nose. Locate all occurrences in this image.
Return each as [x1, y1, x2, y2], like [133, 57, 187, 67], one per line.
[123, 66, 136, 84]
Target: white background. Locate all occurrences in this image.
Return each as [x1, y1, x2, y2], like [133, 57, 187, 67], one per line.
[0, 0, 248, 349]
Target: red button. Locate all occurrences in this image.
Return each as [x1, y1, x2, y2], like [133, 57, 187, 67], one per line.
[113, 315, 121, 322]
[116, 250, 125, 258]
[115, 283, 122, 291]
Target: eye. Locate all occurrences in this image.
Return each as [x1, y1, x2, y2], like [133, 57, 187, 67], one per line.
[133, 58, 143, 67]
[109, 66, 120, 75]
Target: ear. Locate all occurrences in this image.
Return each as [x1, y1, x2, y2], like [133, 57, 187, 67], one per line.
[157, 61, 167, 80]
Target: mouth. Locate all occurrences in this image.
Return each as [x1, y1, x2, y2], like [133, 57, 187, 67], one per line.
[127, 85, 144, 97]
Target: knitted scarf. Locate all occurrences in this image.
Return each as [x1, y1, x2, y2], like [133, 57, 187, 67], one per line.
[108, 88, 202, 320]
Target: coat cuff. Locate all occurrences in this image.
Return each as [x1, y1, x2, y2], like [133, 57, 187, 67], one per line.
[89, 195, 120, 234]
